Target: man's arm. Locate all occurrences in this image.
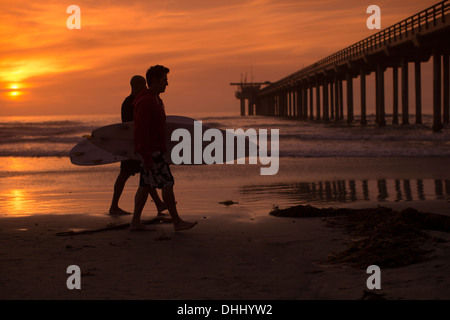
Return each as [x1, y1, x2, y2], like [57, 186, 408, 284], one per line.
[134, 97, 166, 170]
[121, 96, 134, 122]
[134, 98, 154, 169]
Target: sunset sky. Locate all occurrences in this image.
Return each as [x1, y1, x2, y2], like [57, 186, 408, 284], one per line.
[0, 0, 438, 117]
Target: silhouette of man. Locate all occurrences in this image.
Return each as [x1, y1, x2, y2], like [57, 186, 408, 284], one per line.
[109, 75, 166, 216]
[131, 65, 197, 231]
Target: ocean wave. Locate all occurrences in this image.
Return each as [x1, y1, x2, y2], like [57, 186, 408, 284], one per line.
[0, 150, 69, 157]
[0, 122, 95, 145]
[281, 132, 450, 142]
[0, 114, 449, 158]
[0, 136, 85, 145]
[279, 149, 450, 158]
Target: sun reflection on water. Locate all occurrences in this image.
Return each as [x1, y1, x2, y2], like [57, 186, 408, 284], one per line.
[0, 189, 33, 217]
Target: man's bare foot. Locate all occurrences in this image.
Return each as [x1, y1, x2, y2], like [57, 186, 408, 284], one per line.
[156, 201, 176, 214]
[109, 207, 131, 215]
[174, 220, 198, 231]
[157, 211, 170, 218]
[129, 223, 155, 232]
[156, 203, 168, 214]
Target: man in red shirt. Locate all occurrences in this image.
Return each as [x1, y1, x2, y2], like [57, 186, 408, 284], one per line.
[109, 75, 167, 216]
[131, 65, 197, 231]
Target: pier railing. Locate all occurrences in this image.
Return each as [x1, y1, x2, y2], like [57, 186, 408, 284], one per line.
[320, 0, 450, 65]
[263, 0, 450, 89]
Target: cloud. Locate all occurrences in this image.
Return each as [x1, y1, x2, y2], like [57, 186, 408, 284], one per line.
[0, 0, 439, 116]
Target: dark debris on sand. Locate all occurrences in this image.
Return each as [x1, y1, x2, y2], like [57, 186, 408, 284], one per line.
[270, 205, 450, 269]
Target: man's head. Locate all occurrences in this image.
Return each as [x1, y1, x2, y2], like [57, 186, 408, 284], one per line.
[146, 65, 169, 94]
[130, 75, 147, 95]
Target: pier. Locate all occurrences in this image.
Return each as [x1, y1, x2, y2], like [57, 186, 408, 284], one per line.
[231, 1, 450, 132]
[230, 81, 271, 116]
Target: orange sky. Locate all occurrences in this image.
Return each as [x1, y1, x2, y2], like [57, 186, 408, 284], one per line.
[0, 0, 438, 117]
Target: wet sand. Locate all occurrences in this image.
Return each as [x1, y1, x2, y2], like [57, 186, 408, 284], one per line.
[0, 157, 449, 300]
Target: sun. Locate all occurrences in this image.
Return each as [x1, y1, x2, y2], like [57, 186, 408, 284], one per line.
[4, 83, 24, 99]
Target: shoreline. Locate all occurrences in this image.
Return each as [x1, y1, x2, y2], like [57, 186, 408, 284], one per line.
[1, 156, 450, 219]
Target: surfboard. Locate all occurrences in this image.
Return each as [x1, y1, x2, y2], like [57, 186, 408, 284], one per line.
[69, 136, 128, 166]
[69, 116, 195, 166]
[90, 115, 258, 165]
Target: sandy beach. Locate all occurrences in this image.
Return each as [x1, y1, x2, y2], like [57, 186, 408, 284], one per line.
[0, 157, 449, 300]
[0, 212, 341, 300]
[0, 206, 449, 300]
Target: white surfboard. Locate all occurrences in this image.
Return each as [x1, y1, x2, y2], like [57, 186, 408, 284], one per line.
[70, 136, 128, 166]
[69, 115, 195, 166]
[90, 115, 257, 165]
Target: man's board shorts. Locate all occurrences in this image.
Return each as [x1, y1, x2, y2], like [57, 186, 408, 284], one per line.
[139, 151, 174, 189]
[120, 159, 141, 176]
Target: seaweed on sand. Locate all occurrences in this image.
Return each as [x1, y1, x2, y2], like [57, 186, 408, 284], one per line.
[270, 205, 450, 268]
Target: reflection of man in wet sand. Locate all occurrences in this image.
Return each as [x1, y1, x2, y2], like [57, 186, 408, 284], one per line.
[131, 65, 197, 231]
[109, 75, 167, 216]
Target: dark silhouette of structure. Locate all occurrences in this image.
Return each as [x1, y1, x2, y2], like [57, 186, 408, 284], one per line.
[230, 81, 271, 115]
[232, 1, 450, 132]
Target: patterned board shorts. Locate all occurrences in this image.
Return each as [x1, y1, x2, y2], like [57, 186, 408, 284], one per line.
[139, 152, 174, 189]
